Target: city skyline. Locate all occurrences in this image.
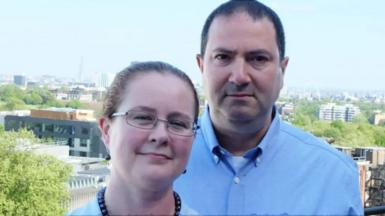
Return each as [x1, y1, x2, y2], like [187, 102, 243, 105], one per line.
[1, 0, 384, 91]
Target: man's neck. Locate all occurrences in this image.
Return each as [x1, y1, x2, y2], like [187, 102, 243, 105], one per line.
[212, 110, 274, 156]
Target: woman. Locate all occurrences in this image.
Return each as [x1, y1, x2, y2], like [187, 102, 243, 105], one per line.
[69, 61, 199, 215]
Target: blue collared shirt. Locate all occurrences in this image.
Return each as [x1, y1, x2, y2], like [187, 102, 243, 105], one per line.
[174, 107, 363, 215]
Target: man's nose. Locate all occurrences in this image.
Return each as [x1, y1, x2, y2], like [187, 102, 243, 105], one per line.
[228, 58, 251, 85]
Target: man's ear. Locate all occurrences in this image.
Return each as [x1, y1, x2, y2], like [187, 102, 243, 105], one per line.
[196, 54, 204, 74]
[279, 57, 289, 89]
[280, 57, 289, 76]
[99, 117, 111, 149]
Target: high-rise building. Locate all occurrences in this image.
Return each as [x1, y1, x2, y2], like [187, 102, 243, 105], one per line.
[319, 103, 360, 122]
[345, 104, 361, 122]
[14, 75, 26, 87]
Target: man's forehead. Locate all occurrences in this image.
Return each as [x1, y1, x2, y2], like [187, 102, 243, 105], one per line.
[211, 12, 273, 30]
[206, 14, 277, 50]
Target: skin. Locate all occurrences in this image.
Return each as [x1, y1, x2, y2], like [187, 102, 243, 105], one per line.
[197, 12, 289, 155]
[99, 72, 195, 215]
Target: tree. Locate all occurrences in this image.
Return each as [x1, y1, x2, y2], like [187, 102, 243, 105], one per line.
[0, 84, 24, 102]
[66, 100, 82, 109]
[3, 97, 26, 110]
[352, 113, 369, 124]
[0, 129, 72, 215]
[23, 92, 43, 105]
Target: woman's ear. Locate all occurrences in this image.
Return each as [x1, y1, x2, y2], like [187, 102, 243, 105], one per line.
[99, 117, 111, 149]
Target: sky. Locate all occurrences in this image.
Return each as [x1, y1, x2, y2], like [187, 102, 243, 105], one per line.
[1, 0, 384, 91]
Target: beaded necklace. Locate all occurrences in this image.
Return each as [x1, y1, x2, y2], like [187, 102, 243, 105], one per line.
[97, 187, 181, 216]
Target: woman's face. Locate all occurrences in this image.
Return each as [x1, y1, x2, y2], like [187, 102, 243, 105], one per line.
[100, 72, 196, 189]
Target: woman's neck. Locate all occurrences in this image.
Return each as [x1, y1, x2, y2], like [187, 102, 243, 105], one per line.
[105, 175, 175, 215]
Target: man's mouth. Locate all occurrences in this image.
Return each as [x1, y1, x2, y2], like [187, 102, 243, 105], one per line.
[227, 92, 253, 97]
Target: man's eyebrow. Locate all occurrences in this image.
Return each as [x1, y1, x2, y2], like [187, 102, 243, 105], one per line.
[212, 48, 273, 57]
[212, 47, 235, 55]
[247, 49, 272, 55]
[246, 50, 275, 59]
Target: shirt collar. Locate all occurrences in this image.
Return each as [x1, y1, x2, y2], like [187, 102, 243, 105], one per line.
[200, 106, 281, 165]
[200, 106, 221, 164]
[254, 106, 281, 165]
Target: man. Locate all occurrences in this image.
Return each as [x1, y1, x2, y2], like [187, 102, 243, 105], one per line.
[174, 0, 363, 215]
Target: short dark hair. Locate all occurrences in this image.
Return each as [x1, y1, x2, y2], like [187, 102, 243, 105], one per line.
[200, 0, 286, 60]
[102, 61, 199, 123]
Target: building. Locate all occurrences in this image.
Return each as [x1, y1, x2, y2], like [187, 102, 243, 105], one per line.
[276, 102, 295, 122]
[97, 72, 115, 89]
[13, 75, 26, 87]
[0, 110, 30, 126]
[4, 108, 107, 158]
[345, 104, 361, 122]
[67, 87, 94, 103]
[319, 103, 360, 122]
[66, 157, 110, 211]
[372, 111, 385, 125]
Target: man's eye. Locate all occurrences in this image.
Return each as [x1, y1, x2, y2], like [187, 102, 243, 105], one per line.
[215, 54, 230, 61]
[249, 55, 269, 63]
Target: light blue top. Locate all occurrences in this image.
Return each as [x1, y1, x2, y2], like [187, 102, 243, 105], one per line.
[68, 195, 198, 216]
[174, 106, 364, 215]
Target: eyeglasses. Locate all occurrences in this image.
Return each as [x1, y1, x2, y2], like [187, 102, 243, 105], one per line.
[111, 110, 199, 137]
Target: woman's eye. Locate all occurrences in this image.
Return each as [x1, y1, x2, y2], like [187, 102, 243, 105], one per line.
[134, 115, 153, 121]
[169, 120, 188, 129]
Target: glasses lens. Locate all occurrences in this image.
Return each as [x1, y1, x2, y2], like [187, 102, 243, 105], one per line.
[124, 110, 196, 136]
[167, 119, 194, 136]
[126, 111, 156, 129]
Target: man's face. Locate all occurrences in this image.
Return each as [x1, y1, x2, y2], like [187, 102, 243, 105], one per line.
[197, 13, 288, 129]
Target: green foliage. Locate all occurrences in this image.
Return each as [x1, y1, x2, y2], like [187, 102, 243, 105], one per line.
[355, 102, 385, 120]
[66, 100, 82, 109]
[295, 101, 321, 118]
[3, 97, 26, 110]
[0, 85, 102, 116]
[44, 100, 65, 108]
[288, 98, 385, 147]
[0, 129, 72, 215]
[0, 84, 24, 102]
[23, 92, 43, 105]
[291, 113, 313, 127]
[352, 113, 369, 124]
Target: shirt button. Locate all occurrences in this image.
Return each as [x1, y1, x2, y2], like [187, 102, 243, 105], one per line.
[234, 176, 240, 184]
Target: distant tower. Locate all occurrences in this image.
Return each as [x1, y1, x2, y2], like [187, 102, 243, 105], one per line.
[78, 56, 83, 82]
[14, 75, 26, 87]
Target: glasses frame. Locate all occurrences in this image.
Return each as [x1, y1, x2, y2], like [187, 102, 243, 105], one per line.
[111, 110, 199, 137]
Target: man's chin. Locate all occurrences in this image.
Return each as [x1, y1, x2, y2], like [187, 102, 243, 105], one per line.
[226, 109, 258, 122]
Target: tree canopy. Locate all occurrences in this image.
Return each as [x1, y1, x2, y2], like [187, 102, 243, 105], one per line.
[0, 84, 91, 111]
[287, 99, 385, 147]
[0, 129, 72, 215]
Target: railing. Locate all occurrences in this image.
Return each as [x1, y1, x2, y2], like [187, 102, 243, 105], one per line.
[365, 206, 385, 215]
